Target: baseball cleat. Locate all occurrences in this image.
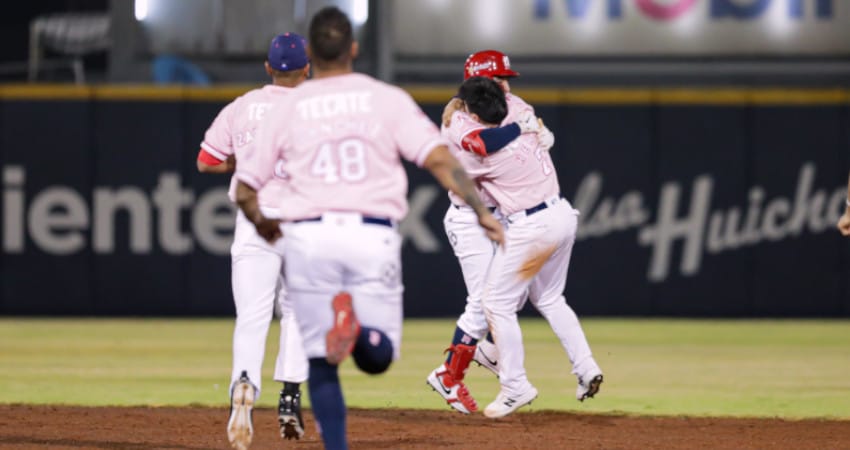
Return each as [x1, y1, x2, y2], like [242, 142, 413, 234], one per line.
[278, 390, 305, 440]
[483, 386, 538, 419]
[326, 292, 360, 365]
[576, 373, 604, 402]
[473, 340, 499, 377]
[227, 371, 256, 450]
[426, 364, 478, 414]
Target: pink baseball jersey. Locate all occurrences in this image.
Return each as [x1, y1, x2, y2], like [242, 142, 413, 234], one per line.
[236, 73, 446, 222]
[441, 123, 497, 209]
[442, 94, 559, 216]
[502, 93, 532, 123]
[200, 85, 295, 211]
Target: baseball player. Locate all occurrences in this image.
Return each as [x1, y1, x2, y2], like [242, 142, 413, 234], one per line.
[445, 76, 603, 418]
[426, 91, 544, 414]
[233, 7, 503, 450]
[427, 50, 599, 416]
[196, 33, 310, 449]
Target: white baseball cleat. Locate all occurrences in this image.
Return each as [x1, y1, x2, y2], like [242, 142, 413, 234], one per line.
[576, 373, 604, 402]
[473, 340, 499, 377]
[483, 386, 538, 419]
[227, 372, 256, 450]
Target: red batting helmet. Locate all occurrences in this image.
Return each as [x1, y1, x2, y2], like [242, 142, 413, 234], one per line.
[463, 50, 519, 80]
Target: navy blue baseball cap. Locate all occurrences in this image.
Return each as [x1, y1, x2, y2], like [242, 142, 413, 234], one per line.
[267, 32, 308, 71]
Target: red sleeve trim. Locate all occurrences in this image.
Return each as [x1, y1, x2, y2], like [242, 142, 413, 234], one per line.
[197, 148, 225, 166]
[461, 129, 487, 156]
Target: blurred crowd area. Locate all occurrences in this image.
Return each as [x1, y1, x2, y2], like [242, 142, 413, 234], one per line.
[1, 0, 848, 87]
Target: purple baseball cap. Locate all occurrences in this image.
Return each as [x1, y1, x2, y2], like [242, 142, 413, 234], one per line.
[267, 32, 308, 71]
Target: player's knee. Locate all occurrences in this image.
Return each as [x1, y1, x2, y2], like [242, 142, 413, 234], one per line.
[353, 353, 392, 374]
[352, 327, 394, 374]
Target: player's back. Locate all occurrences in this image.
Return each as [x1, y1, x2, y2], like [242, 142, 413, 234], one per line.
[261, 73, 440, 221]
[489, 93, 560, 215]
[203, 85, 293, 209]
[445, 105, 560, 216]
[503, 93, 532, 124]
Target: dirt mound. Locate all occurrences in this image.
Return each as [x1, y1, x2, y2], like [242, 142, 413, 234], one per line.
[1, 405, 848, 449]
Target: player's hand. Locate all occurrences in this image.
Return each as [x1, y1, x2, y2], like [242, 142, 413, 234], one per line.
[517, 111, 540, 134]
[537, 118, 554, 152]
[478, 213, 505, 246]
[442, 98, 463, 127]
[838, 210, 850, 236]
[254, 217, 283, 243]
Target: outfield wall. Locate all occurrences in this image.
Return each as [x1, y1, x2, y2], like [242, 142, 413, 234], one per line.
[1, 85, 848, 317]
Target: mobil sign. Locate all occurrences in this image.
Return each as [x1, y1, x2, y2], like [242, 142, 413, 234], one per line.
[393, 0, 847, 56]
[534, 0, 834, 20]
[526, 0, 847, 55]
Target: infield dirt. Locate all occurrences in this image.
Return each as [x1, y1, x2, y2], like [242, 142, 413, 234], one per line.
[1, 405, 849, 449]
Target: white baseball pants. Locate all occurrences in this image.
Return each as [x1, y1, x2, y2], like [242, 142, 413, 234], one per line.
[483, 198, 599, 396]
[230, 210, 308, 397]
[282, 212, 404, 361]
[443, 204, 498, 340]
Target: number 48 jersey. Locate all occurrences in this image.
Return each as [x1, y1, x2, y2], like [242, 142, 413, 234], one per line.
[236, 73, 446, 222]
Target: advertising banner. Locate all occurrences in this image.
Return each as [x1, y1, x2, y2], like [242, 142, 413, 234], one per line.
[1, 88, 848, 316]
[394, 0, 848, 56]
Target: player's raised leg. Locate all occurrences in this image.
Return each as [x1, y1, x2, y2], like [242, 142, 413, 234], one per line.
[286, 287, 350, 450]
[284, 215, 402, 450]
[344, 218, 403, 375]
[283, 217, 349, 450]
[347, 291, 398, 376]
[305, 284, 399, 450]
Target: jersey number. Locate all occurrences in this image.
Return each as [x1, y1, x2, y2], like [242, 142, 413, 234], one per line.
[311, 139, 368, 183]
[248, 102, 271, 121]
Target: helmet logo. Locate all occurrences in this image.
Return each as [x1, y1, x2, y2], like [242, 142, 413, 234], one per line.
[469, 61, 496, 76]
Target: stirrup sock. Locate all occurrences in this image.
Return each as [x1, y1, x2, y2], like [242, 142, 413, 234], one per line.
[308, 358, 348, 450]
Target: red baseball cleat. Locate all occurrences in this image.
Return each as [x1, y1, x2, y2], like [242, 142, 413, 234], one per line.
[425, 344, 479, 414]
[326, 292, 361, 365]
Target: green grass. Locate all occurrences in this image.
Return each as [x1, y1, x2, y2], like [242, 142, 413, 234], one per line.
[0, 318, 848, 419]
